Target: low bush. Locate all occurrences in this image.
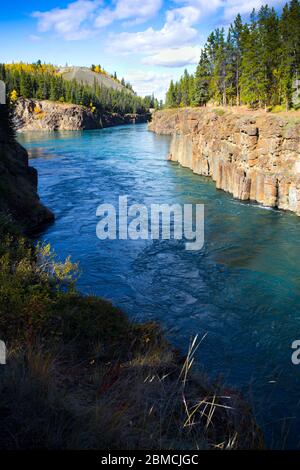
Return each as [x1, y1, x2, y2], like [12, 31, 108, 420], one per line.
[212, 108, 225, 116]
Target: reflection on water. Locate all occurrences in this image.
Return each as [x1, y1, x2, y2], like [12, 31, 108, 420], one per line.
[18, 124, 300, 448]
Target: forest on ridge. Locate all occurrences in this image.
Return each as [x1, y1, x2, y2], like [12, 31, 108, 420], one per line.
[166, 1, 300, 110]
[0, 62, 159, 115]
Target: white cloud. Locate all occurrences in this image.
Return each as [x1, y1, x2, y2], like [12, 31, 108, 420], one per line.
[29, 34, 42, 42]
[178, 0, 284, 22]
[222, 0, 283, 20]
[126, 70, 174, 100]
[142, 46, 202, 67]
[109, 6, 201, 55]
[31, 0, 286, 43]
[32, 0, 162, 39]
[32, 0, 101, 40]
[95, 0, 162, 28]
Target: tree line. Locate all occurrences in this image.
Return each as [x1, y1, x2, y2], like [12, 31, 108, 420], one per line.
[166, 1, 300, 110]
[0, 62, 154, 115]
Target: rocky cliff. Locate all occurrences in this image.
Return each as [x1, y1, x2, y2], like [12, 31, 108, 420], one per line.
[0, 108, 54, 232]
[15, 98, 149, 132]
[149, 108, 300, 215]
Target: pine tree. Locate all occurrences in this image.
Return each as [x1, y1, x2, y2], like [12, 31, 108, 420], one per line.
[230, 14, 244, 105]
[280, 0, 300, 108]
[210, 28, 227, 105]
[180, 69, 191, 106]
[19, 72, 32, 98]
[193, 50, 211, 106]
[257, 6, 281, 106]
[240, 11, 267, 107]
[166, 80, 176, 107]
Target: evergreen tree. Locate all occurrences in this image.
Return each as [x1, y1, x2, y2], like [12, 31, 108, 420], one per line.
[166, 80, 176, 107]
[180, 69, 191, 106]
[230, 13, 244, 105]
[20, 72, 32, 98]
[165, 1, 300, 109]
[280, 0, 300, 108]
[240, 11, 267, 107]
[193, 50, 211, 106]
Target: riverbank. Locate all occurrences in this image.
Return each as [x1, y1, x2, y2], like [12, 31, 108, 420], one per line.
[0, 218, 263, 449]
[14, 98, 150, 132]
[148, 108, 300, 216]
[0, 108, 263, 449]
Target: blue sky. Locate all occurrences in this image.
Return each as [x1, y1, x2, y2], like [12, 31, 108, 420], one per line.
[1, 0, 286, 99]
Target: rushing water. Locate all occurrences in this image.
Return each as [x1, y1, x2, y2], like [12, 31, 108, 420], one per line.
[19, 124, 300, 449]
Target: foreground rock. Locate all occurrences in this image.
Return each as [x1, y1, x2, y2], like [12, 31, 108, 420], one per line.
[15, 98, 149, 132]
[149, 108, 300, 215]
[0, 109, 54, 232]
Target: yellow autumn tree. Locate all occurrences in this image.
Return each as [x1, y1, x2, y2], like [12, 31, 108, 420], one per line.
[10, 89, 18, 102]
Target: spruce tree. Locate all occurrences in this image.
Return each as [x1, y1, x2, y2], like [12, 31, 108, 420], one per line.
[166, 80, 176, 107]
[193, 50, 211, 106]
[230, 14, 244, 105]
[180, 69, 191, 106]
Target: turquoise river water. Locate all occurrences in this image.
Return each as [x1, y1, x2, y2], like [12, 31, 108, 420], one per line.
[19, 123, 300, 449]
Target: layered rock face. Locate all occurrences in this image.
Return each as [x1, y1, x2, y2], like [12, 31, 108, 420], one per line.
[15, 98, 149, 132]
[0, 121, 54, 232]
[149, 109, 300, 215]
[15, 98, 98, 131]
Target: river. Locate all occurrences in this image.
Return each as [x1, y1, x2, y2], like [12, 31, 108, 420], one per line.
[18, 123, 300, 449]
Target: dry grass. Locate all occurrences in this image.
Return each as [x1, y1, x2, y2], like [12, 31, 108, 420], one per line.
[0, 334, 264, 450]
[160, 103, 300, 121]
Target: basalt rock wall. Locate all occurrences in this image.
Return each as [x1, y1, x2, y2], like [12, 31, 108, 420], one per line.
[148, 109, 300, 215]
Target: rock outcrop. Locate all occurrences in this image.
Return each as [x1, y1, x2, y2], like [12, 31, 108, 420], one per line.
[0, 111, 54, 232]
[15, 98, 149, 132]
[149, 108, 300, 215]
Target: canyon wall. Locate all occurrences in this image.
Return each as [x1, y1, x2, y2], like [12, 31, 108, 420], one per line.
[0, 114, 54, 232]
[149, 108, 300, 215]
[15, 98, 149, 132]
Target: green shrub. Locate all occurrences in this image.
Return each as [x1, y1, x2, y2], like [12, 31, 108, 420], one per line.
[212, 108, 225, 116]
[270, 105, 286, 113]
[0, 231, 131, 356]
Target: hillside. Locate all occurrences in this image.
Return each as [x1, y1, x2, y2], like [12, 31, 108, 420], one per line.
[0, 63, 149, 116]
[59, 66, 131, 93]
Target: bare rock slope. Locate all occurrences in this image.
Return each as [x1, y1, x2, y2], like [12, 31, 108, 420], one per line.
[59, 66, 129, 93]
[149, 108, 300, 215]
